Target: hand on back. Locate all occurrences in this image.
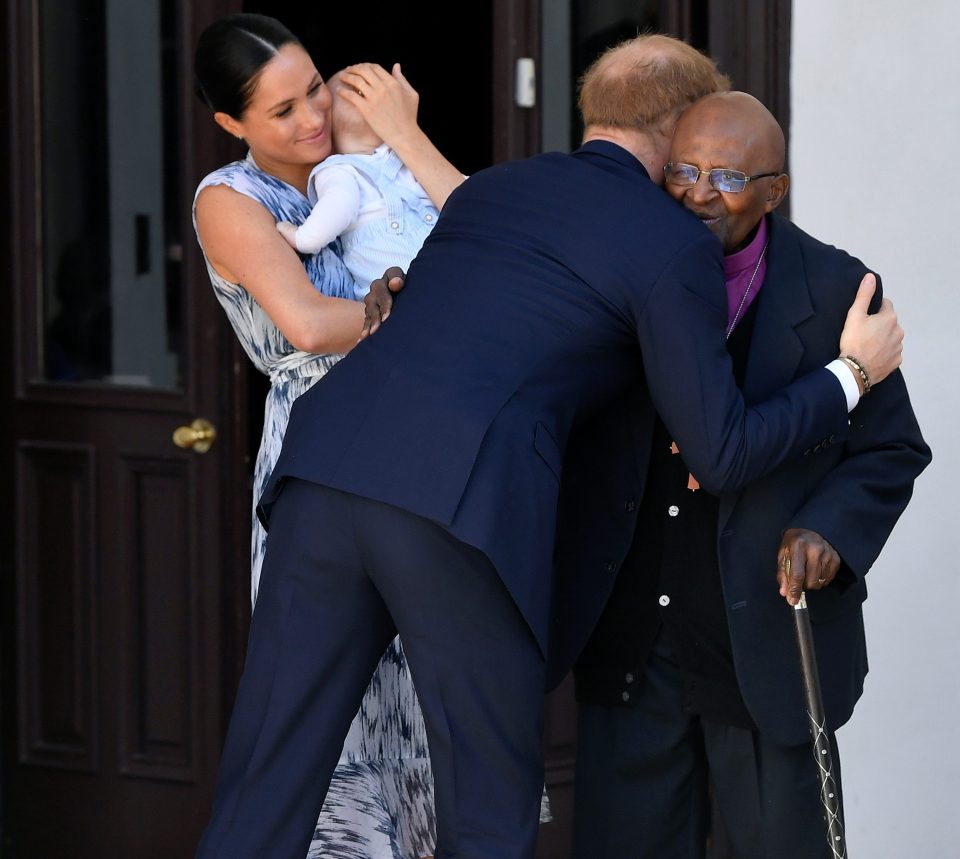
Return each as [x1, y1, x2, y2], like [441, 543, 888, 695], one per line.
[360, 266, 406, 340]
[838, 273, 903, 391]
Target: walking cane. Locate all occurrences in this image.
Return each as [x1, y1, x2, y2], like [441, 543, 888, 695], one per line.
[792, 591, 847, 858]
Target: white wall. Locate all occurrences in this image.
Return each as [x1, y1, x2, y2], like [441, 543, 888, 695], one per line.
[791, 3, 960, 855]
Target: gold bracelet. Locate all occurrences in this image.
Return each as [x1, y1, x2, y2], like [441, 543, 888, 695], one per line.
[840, 354, 871, 394]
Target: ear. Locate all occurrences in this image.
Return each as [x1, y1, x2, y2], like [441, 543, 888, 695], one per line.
[764, 173, 790, 214]
[213, 111, 244, 140]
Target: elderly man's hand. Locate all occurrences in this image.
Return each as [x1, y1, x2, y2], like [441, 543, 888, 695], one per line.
[777, 528, 841, 606]
[360, 266, 406, 340]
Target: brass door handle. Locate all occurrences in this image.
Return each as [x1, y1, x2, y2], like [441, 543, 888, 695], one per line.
[173, 418, 217, 453]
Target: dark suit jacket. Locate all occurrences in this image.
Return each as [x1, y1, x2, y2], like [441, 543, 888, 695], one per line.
[561, 213, 931, 744]
[261, 143, 850, 667]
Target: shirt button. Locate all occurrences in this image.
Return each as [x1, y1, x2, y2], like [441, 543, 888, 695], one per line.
[621, 691, 631, 702]
[668, 505, 679, 517]
[390, 221, 399, 229]
[625, 499, 637, 512]
[625, 672, 634, 684]
[425, 213, 434, 222]
[659, 594, 670, 607]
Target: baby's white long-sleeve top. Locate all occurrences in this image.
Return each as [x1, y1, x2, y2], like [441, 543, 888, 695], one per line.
[292, 164, 364, 255]
[292, 146, 440, 300]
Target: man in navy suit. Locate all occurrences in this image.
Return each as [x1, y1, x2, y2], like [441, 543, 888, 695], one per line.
[571, 92, 930, 858]
[197, 37, 906, 859]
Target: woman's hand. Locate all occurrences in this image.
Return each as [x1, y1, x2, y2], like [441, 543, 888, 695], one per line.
[338, 62, 465, 209]
[338, 63, 419, 150]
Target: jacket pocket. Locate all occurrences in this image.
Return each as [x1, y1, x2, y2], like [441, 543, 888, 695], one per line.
[808, 576, 867, 625]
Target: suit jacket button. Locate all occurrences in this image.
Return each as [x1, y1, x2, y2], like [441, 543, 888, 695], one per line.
[621, 691, 631, 702]
[606, 561, 617, 573]
[625, 500, 637, 512]
[625, 672, 635, 684]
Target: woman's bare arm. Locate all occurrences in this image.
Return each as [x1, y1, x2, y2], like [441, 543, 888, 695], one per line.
[196, 184, 363, 354]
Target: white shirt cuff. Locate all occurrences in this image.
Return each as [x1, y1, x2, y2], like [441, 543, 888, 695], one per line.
[826, 359, 861, 412]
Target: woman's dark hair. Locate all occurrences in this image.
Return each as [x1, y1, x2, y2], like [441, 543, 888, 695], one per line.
[194, 13, 301, 119]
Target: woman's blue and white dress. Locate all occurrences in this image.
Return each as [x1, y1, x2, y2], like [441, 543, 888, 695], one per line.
[194, 154, 436, 859]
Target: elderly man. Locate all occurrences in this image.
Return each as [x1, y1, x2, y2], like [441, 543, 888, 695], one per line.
[571, 91, 931, 859]
[198, 36, 905, 859]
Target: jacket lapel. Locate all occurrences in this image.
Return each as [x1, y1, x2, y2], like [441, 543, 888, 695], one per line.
[741, 216, 814, 403]
[719, 215, 815, 530]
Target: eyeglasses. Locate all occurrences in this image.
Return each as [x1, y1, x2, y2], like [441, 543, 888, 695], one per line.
[663, 162, 781, 193]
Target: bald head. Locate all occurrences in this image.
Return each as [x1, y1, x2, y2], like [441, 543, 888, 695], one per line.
[675, 91, 785, 172]
[666, 91, 790, 253]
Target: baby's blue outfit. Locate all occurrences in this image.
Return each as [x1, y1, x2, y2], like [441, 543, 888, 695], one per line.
[307, 145, 439, 300]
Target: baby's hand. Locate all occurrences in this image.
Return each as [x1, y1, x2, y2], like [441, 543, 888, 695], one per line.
[276, 221, 299, 249]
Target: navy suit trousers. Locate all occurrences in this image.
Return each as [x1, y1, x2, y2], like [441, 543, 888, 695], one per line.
[573, 632, 843, 859]
[197, 479, 546, 859]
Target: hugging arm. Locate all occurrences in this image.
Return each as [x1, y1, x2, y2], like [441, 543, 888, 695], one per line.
[637, 233, 904, 495]
[196, 185, 364, 353]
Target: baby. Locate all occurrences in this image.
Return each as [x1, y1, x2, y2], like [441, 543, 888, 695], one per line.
[277, 73, 440, 300]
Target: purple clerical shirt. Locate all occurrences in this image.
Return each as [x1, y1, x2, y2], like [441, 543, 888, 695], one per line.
[723, 215, 768, 334]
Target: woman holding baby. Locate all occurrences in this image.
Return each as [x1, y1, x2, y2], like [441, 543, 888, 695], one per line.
[192, 13, 463, 859]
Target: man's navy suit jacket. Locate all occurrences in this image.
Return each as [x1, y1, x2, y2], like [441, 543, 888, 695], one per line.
[260, 141, 850, 671]
[557, 213, 931, 743]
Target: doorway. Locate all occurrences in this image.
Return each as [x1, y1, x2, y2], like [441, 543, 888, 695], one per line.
[0, 1, 791, 855]
[238, 1, 497, 565]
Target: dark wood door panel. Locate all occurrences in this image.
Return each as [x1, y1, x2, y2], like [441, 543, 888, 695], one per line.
[115, 453, 202, 783]
[2, 0, 242, 853]
[10, 406, 226, 857]
[16, 441, 99, 775]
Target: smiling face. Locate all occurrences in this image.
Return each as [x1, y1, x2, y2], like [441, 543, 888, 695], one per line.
[215, 43, 333, 183]
[666, 92, 789, 253]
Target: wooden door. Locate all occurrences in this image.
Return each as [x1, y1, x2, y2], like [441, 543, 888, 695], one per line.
[0, 2, 248, 856]
[0, 1, 791, 856]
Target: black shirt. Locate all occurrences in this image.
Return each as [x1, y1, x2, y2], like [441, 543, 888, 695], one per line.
[574, 298, 760, 729]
